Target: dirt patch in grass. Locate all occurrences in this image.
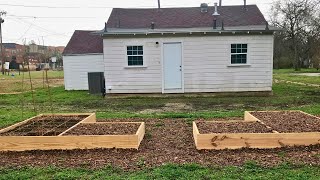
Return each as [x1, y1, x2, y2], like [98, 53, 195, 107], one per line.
[0, 118, 319, 170]
[64, 123, 140, 135]
[250, 111, 320, 133]
[163, 103, 193, 111]
[0, 115, 87, 136]
[196, 121, 272, 134]
[139, 103, 192, 114]
[293, 73, 320, 77]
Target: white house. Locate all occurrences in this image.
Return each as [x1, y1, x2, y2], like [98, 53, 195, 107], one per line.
[65, 3, 277, 94]
[63, 30, 103, 90]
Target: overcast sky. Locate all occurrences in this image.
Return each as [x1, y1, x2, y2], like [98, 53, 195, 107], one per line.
[0, 0, 273, 46]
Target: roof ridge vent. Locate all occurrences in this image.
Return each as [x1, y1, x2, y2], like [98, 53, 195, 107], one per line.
[212, 2, 220, 16]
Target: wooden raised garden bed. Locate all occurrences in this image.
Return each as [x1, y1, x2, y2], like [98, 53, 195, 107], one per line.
[0, 113, 145, 151]
[193, 111, 320, 150]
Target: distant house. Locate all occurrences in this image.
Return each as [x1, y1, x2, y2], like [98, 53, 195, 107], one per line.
[2, 43, 25, 63]
[2, 43, 65, 66]
[64, 3, 277, 93]
[62, 30, 103, 90]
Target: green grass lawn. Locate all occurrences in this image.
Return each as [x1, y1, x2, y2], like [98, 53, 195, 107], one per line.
[1, 81, 320, 128]
[274, 68, 320, 74]
[1, 69, 320, 178]
[0, 71, 64, 93]
[274, 68, 320, 85]
[1, 75, 320, 128]
[1, 163, 320, 180]
[1, 70, 64, 79]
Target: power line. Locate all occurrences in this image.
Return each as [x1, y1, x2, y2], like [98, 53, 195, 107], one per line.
[7, 15, 102, 19]
[0, 3, 86, 9]
[4, 16, 73, 44]
[0, 2, 273, 9]
[10, 17, 69, 37]
[8, 18, 54, 36]
[3, 29, 74, 43]
[15, 19, 34, 43]
[0, 3, 163, 9]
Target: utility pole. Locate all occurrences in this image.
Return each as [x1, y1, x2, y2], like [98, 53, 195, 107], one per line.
[0, 11, 7, 75]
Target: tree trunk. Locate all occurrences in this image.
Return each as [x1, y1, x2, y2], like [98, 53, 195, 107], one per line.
[293, 37, 300, 71]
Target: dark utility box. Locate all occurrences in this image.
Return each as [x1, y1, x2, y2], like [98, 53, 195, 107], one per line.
[88, 72, 105, 94]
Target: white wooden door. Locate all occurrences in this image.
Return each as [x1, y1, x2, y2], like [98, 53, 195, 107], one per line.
[163, 43, 183, 92]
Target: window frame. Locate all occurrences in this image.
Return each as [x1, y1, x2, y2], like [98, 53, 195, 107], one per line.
[126, 45, 144, 67]
[230, 43, 249, 65]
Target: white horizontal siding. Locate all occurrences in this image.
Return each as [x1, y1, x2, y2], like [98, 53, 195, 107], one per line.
[63, 54, 104, 90]
[104, 39, 162, 93]
[104, 35, 273, 93]
[182, 35, 273, 93]
[107, 89, 161, 94]
[185, 87, 272, 93]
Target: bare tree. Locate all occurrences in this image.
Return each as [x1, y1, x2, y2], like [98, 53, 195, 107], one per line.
[271, 0, 320, 70]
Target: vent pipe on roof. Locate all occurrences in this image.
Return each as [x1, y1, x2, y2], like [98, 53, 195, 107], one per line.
[158, 0, 161, 9]
[244, 0, 247, 10]
[200, 3, 208, 13]
[219, 0, 222, 6]
[265, 21, 269, 31]
[213, 18, 217, 29]
[212, 2, 220, 16]
[221, 20, 224, 30]
[104, 23, 108, 32]
[151, 22, 155, 29]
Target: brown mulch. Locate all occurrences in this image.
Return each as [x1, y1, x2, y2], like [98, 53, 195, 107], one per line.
[64, 123, 141, 135]
[0, 118, 319, 170]
[0, 115, 87, 136]
[250, 111, 320, 133]
[196, 121, 272, 134]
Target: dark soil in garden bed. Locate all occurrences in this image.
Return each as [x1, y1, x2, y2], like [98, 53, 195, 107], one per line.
[0, 118, 319, 170]
[196, 121, 272, 134]
[63, 123, 141, 135]
[250, 111, 320, 133]
[0, 115, 87, 136]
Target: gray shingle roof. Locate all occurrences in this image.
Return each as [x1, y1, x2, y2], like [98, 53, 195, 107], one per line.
[106, 5, 266, 29]
[63, 30, 103, 55]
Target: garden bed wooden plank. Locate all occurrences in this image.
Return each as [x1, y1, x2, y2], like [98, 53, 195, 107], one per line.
[0, 113, 95, 135]
[248, 111, 320, 133]
[0, 124, 144, 151]
[0, 135, 139, 151]
[136, 122, 145, 146]
[193, 112, 320, 150]
[0, 114, 43, 134]
[194, 132, 320, 150]
[244, 111, 261, 122]
[0, 114, 145, 151]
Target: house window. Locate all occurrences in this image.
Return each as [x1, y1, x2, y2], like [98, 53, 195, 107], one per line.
[231, 44, 247, 64]
[127, 46, 143, 66]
